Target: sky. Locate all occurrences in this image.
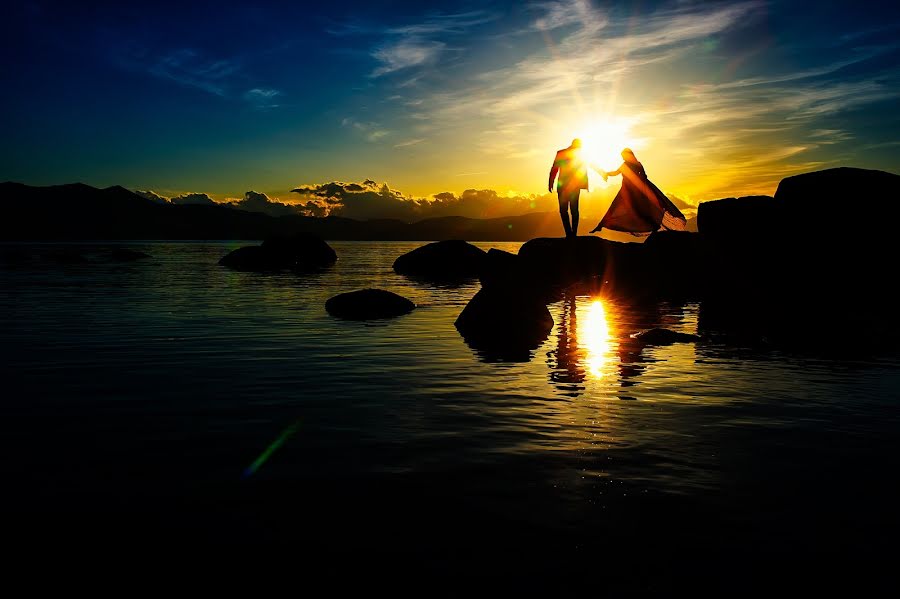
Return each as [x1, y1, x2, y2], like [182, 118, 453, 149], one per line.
[2, 0, 899, 222]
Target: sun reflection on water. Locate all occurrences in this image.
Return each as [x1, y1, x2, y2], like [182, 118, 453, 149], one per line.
[582, 299, 612, 378]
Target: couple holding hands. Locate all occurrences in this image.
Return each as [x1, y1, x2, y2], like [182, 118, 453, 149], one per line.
[548, 139, 686, 238]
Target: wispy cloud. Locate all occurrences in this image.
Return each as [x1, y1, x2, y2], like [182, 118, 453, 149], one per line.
[116, 45, 284, 108]
[394, 138, 424, 148]
[342, 117, 390, 142]
[243, 88, 283, 109]
[371, 39, 445, 76]
[146, 49, 238, 96]
[530, 0, 606, 34]
[331, 10, 498, 78]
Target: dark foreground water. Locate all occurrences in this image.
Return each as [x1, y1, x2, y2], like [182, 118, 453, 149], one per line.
[2, 241, 899, 590]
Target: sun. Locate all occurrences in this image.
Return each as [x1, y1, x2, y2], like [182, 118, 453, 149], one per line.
[574, 118, 637, 172]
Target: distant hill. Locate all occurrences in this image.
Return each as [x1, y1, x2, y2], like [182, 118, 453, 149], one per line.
[0, 182, 566, 241]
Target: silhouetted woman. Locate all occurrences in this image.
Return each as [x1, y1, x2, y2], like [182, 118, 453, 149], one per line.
[590, 148, 686, 236]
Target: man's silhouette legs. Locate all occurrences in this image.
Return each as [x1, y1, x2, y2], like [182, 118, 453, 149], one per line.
[571, 196, 579, 237]
[558, 188, 580, 238]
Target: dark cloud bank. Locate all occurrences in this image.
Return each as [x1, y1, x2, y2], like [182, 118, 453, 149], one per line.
[136, 180, 563, 222]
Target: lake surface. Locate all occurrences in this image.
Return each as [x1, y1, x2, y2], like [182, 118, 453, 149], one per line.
[2, 241, 899, 589]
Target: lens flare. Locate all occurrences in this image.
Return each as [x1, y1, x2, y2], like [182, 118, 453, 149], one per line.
[242, 421, 300, 479]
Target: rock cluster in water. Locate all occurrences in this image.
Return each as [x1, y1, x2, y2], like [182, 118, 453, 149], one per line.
[389, 167, 899, 354]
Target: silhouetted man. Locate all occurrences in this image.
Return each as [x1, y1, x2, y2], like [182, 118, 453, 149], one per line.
[548, 138, 588, 238]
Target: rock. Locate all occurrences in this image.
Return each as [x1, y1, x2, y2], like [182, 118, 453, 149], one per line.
[775, 167, 899, 230]
[696, 195, 776, 239]
[643, 231, 704, 300]
[479, 248, 523, 289]
[220, 233, 336, 272]
[455, 286, 553, 362]
[696, 197, 781, 302]
[107, 248, 150, 261]
[325, 288, 415, 320]
[218, 246, 271, 271]
[516, 236, 664, 299]
[517, 236, 607, 287]
[630, 328, 701, 345]
[774, 168, 900, 285]
[392, 240, 486, 282]
[260, 233, 338, 267]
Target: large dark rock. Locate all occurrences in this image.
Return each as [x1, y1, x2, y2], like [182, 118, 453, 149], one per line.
[219, 233, 336, 272]
[773, 168, 900, 291]
[697, 195, 776, 239]
[325, 289, 415, 320]
[516, 236, 663, 299]
[517, 236, 607, 287]
[775, 167, 899, 231]
[479, 248, 533, 291]
[260, 233, 338, 266]
[455, 286, 553, 362]
[218, 246, 271, 271]
[392, 240, 486, 282]
[695, 166, 900, 347]
[642, 231, 704, 300]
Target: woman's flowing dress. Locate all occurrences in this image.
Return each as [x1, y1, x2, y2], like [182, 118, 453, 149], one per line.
[591, 160, 686, 235]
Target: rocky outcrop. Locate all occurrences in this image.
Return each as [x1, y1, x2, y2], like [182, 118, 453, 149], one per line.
[478, 248, 521, 290]
[697, 195, 776, 239]
[393, 240, 486, 282]
[775, 167, 899, 231]
[694, 168, 900, 346]
[219, 233, 336, 272]
[325, 289, 415, 320]
[455, 285, 554, 362]
[642, 230, 705, 300]
[516, 236, 608, 288]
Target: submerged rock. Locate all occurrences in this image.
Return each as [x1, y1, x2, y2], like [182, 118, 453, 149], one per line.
[630, 328, 702, 345]
[220, 233, 336, 272]
[393, 240, 486, 282]
[325, 288, 415, 320]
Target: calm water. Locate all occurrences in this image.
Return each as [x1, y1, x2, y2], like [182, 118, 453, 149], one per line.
[2, 241, 899, 586]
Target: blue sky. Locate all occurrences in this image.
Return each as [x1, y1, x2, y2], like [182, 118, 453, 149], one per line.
[2, 0, 899, 218]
